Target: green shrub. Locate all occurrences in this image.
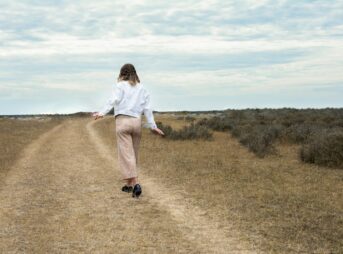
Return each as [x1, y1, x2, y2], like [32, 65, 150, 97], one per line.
[156, 121, 173, 137]
[196, 116, 234, 131]
[300, 128, 343, 168]
[185, 116, 196, 122]
[156, 121, 213, 141]
[281, 124, 324, 143]
[176, 115, 195, 122]
[238, 125, 282, 157]
[158, 108, 343, 165]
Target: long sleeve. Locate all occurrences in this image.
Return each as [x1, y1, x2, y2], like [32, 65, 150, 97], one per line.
[99, 83, 122, 116]
[143, 90, 157, 129]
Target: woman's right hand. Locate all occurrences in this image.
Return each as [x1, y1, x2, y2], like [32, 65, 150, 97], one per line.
[92, 112, 104, 120]
[151, 127, 165, 136]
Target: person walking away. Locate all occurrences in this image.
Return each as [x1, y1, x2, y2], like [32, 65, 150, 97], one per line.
[92, 63, 164, 198]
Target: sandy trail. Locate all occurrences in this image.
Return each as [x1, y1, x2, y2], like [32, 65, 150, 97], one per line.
[0, 118, 254, 253]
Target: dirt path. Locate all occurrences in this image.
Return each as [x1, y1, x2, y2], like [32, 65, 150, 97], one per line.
[0, 118, 255, 253]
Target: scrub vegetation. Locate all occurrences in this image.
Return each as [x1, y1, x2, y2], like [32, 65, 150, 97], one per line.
[158, 108, 343, 169]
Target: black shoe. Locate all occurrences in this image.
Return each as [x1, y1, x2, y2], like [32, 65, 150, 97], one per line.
[122, 185, 133, 193]
[132, 184, 142, 198]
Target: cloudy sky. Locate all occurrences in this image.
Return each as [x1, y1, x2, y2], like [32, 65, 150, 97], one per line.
[0, 0, 342, 114]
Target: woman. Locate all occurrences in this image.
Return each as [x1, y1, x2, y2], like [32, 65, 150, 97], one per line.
[92, 63, 164, 198]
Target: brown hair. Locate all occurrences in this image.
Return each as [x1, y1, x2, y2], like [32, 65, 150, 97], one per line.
[117, 63, 140, 86]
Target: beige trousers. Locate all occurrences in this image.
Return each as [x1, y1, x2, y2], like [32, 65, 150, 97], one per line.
[115, 114, 142, 180]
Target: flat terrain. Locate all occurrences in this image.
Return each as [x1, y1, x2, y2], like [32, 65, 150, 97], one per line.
[0, 116, 252, 253]
[0, 117, 62, 185]
[0, 115, 342, 253]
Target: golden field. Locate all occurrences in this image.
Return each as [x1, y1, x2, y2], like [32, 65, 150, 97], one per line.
[0, 114, 342, 253]
[0, 117, 62, 186]
[95, 113, 343, 253]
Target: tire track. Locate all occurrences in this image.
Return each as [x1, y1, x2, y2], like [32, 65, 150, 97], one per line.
[87, 118, 256, 254]
[0, 118, 200, 253]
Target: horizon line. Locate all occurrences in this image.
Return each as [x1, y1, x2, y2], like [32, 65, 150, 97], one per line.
[1, 106, 343, 117]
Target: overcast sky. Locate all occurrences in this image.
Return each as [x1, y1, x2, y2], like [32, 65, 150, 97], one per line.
[0, 0, 342, 114]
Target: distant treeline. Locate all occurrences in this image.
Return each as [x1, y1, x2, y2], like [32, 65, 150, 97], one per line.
[0, 112, 91, 118]
[2, 107, 341, 117]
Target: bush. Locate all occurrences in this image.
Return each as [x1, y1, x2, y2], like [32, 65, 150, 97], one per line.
[185, 116, 196, 122]
[300, 128, 343, 168]
[158, 108, 343, 165]
[176, 115, 196, 122]
[196, 116, 234, 131]
[281, 124, 324, 143]
[156, 121, 173, 137]
[238, 125, 282, 157]
[156, 121, 213, 140]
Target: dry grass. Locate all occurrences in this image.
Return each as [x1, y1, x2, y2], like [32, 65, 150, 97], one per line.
[0, 117, 62, 185]
[0, 117, 213, 253]
[194, 108, 343, 166]
[1, 114, 342, 253]
[96, 114, 343, 253]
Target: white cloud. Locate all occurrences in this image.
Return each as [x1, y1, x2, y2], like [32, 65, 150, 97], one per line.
[0, 0, 342, 113]
[1, 32, 342, 58]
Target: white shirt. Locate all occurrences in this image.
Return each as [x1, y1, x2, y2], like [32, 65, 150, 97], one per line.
[99, 80, 157, 129]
